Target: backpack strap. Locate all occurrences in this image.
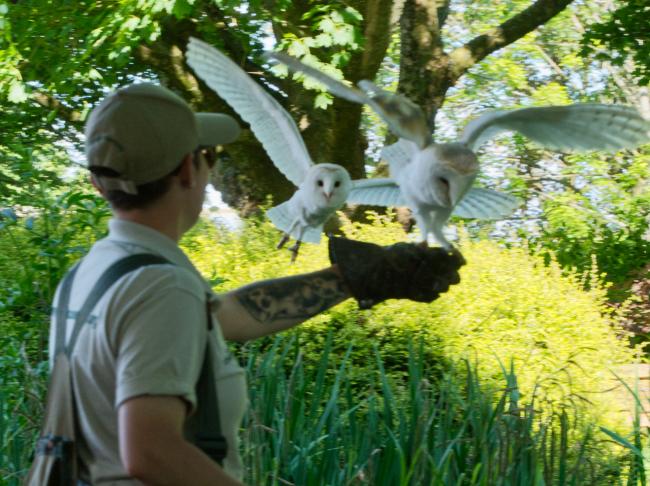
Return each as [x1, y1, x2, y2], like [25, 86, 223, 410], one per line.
[55, 262, 81, 356]
[194, 298, 227, 464]
[54, 254, 228, 465]
[61, 254, 170, 357]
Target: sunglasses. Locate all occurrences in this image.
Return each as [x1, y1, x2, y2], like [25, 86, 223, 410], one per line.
[195, 146, 218, 169]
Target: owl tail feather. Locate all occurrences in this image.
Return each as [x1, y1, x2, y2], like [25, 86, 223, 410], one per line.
[267, 202, 323, 244]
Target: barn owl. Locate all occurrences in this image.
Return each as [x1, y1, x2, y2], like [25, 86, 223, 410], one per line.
[266, 51, 650, 248]
[186, 38, 382, 261]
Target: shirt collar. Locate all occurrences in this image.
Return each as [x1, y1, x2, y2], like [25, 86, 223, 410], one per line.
[106, 218, 214, 294]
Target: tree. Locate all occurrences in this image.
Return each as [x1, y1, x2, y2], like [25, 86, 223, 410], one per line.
[2, 0, 575, 213]
[582, 0, 650, 86]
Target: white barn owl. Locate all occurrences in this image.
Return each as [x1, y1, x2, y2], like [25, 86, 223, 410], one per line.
[186, 38, 384, 261]
[266, 51, 650, 248]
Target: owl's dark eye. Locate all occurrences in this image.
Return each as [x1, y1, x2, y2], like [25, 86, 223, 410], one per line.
[317, 180, 323, 187]
[334, 181, 341, 188]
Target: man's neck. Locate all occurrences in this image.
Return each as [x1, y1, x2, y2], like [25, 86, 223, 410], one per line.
[113, 206, 186, 243]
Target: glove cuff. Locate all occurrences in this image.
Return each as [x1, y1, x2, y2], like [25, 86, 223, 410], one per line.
[328, 236, 383, 309]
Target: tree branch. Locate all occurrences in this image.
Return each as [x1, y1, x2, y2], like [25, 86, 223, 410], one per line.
[449, 0, 574, 80]
[30, 91, 83, 123]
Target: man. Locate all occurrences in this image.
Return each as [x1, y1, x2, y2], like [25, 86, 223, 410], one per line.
[53, 82, 464, 485]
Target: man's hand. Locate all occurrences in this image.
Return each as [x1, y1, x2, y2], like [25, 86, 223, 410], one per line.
[328, 236, 465, 309]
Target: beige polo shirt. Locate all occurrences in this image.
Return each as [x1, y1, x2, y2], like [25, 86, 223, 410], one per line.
[49, 219, 247, 484]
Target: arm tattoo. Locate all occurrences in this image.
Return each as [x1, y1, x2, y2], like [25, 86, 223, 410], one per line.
[234, 270, 348, 324]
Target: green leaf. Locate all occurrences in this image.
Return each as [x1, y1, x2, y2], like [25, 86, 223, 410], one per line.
[313, 33, 333, 47]
[7, 80, 27, 103]
[172, 0, 194, 19]
[318, 17, 336, 34]
[314, 92, 331, 109]
[599, 426, 644, 458]
[287, 40, 309, 57]
[341, 6, 362, 23]
[331, 25, 354, 46]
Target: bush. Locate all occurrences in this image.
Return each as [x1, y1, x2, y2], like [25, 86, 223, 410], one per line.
[184, 211, 636, 431]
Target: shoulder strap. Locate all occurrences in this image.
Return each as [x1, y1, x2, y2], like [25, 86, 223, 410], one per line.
[55, 254, 227, 464]
[55, 262, 81, 356]
[194, 299, 227, 465]
[56, 254, 170, 357]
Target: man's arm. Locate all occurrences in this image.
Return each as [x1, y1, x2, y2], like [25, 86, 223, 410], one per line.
[119, 396, 244, 486]
[216, 237, 465, 342]
[215, 266, 350, 342]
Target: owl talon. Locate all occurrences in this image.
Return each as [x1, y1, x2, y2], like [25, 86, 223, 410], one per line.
[288, 241, 301, 263]
[277, 233, 290, 249]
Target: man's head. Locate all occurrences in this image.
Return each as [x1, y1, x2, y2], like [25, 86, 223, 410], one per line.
[85, 83, 239, 209]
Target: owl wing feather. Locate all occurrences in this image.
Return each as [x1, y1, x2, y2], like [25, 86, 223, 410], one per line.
[348, 178, 406, 207]
[187, 37, 313, 187]
[460, 104, 650, 153]
[452, 187, 520, 219]
[380, 139, 419, 176]
[265, 51, 369, 104]
[267, 52, 431, 150]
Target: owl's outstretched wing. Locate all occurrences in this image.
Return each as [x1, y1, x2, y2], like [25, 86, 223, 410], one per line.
[460, 104, 650, 153]
[452, 187, 520, 219]
[267, 52, 430, 149]
[265, 51, 368, 105]
[380, 139, 419, 176]
[348, 178, 405, 207]
[186, 37, 312, 187]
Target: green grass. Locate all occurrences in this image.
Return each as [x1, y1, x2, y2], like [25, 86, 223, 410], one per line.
[239, 334, 627, 485]
[0, 333, 636, 485]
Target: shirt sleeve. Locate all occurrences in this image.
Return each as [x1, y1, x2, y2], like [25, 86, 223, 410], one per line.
[113, 270, 207, 411]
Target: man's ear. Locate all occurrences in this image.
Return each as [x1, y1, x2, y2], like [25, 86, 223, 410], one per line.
[89, 174, 107, 196]
[177, 153, 196, 189]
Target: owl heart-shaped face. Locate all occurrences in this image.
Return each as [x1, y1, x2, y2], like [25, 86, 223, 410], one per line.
[306, 163, 352, 207]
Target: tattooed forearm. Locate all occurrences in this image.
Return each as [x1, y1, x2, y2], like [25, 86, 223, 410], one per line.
[234, 270, 349, 324]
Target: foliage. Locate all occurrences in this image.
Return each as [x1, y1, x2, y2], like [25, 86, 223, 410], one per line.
[0, 200, 641, 483]
[2, 331, 633, 485]
[0, 310, 47, 485]
[600, 369, 650, 486]
[582, 0, 650, 86]
[0, 188, 110, 323]
[440, 3, 650, 290]
[185, 211, 636, 431]
[240, 333, 627, 485]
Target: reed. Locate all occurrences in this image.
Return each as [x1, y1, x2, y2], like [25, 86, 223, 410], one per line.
[239, 334, 623, 485]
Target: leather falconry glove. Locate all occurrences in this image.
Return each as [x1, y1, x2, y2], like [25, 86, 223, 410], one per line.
[328, 236, 465, 309]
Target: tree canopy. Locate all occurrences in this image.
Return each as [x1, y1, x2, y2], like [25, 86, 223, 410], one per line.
[2, 0, 649, 289]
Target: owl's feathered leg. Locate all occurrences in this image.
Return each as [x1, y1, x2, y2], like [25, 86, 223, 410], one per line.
[277, 219, 300, 249]
[288, 225, 306, 263]
[431, 208, 454, 250]
[412, 210, 432, 247]
[277, 233, 290, 249]
[288, 241, 302, 263]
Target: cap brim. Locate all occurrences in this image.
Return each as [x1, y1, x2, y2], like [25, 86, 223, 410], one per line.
[196, 113, 241, 146]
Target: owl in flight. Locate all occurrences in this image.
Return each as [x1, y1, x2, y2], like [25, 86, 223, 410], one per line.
[267, 51, 650, 249]
[186, 38, 386, 261]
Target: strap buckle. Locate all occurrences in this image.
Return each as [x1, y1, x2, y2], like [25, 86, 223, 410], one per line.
[35, 434, 74, 459]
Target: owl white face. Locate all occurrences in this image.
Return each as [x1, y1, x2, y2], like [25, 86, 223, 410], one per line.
[307, 163, 353, 208]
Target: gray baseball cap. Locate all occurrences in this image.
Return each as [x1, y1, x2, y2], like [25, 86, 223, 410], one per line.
[85, 83, 240, 194]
